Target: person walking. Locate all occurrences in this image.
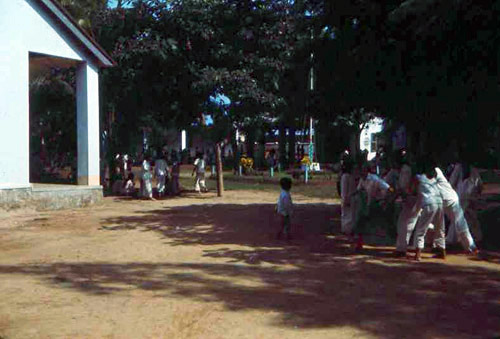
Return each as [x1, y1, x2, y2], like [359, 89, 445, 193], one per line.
[192, 152, 207, 193]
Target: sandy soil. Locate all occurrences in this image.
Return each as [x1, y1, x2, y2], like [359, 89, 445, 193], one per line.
[0, 189, 499, 339]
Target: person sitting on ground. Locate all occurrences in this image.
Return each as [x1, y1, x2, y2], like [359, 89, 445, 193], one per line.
[122, 173, 136, 196]
[111, 166, 124, 195]
[276, 177, 293, 240]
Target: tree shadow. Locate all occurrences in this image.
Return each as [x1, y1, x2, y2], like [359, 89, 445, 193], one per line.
[0, 259, 498, 338]
[2, 203, 499, 338]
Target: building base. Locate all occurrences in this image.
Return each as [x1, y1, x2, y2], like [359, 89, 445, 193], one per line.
[0, 184, 103, 211]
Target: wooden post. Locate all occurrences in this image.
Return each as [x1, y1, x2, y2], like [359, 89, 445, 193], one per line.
[216, 142, 224, 197]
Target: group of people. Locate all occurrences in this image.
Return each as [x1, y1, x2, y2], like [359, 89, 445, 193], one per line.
[339, 149, 482, 260]
[111, 149, 184, 199]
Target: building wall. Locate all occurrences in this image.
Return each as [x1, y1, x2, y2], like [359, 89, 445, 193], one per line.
[0, 0, 96, 188]
[360, 117, 384, 161]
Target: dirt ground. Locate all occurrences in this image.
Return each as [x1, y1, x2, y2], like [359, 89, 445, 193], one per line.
[0, 188, 499, 339]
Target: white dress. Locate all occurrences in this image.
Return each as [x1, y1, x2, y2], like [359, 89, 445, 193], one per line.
[154, 159, 169, 195]
[141, 160, 153, 198]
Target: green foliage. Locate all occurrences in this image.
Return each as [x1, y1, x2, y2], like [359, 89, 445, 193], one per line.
[29, 69, 76, 166]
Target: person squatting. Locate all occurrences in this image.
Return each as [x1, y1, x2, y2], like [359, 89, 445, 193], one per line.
[340, 149, 481, 261]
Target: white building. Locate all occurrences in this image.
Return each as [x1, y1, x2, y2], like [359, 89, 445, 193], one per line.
[360, 117, 384, 161]
[0, 0, 114, 207]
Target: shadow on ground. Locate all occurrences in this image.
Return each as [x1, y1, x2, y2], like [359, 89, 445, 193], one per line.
[1, 203, 499, 339]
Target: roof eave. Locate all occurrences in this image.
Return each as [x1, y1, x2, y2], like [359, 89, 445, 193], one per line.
[36, 0, 116, 68]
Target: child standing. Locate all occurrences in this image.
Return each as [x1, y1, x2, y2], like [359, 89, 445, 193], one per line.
[456, 164, 483, 243]
[192, 152, 208, 193]
[141, 156, 154, 200]
[155, 152, 169, 198]
[437, 162, 480, 253]
[340, 160, 356, 234]
[276, 177, 293, 240]
[413, 162, 445, 261]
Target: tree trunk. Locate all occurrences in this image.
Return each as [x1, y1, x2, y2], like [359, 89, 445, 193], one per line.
[278, 118, 287, 169]
[288, 125, 296, 166]
[246, 127, 255, 159]
[350, 131, 359, 159]
[216, 142, 223, 197]
[231, 129, 239, 173]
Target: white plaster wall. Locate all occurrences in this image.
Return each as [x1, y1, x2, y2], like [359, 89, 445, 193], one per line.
[360, 117, 384, 161]
[76, 63, 100, 186]
[0, 0, 98, 188]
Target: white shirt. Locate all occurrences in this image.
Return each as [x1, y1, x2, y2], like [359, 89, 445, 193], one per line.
[358, 173, 391, 204]
[123, 179, 135, 194]
[449, 163, 463, 189]
[435, 167, 459, 204]
[340, 173, 356, 205]
[416, 174, 442, 208]
[277, 189, 293, 216]
[194, 158, 205, 174]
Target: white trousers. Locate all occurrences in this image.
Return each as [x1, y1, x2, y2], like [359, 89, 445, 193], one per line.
[443, 200, 476, 251]
[396, 203, 420, 252]
[415, 204, 445, 250]
[157, 174, 166, 194]
[341, 204, 353, 234]
[195, 173, 206, 192]
[141, 178, 153, 198]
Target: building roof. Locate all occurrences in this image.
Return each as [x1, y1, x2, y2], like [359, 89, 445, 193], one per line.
[33, 0, 115, 68]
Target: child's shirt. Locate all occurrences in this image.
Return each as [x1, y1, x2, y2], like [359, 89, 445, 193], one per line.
[194, 158, 206, 174]
[415, 174, 442, 208]
[141, 160, 152, 180]
[277, 189, 293, 217]
[358, 173, 391, 205]
[123, 179, 135, 194]
[155, 159, 169, 177]
[434, 167, 459, 204]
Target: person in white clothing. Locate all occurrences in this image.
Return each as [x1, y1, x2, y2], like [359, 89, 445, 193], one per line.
[192, 153, 207, 193]
[457, 165, 482, 242]
[141, 157, 154, 200]
[433, 165, 478, 254]
[448, 162, 463, 190]
[413, 162, 445, 261]
[154, 152, 169, 198]
[122, 173, 135, 196]
[276, 177, 293, 240]
[394, 151, 420, 256]
[351, 163, 393, 251]
[340, 161, 356, 234]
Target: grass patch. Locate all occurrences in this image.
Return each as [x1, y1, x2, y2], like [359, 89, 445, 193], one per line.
[178, 170, 338, 200]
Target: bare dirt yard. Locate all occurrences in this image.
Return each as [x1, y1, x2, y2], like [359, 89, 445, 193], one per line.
[0, 186, 499, 339]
